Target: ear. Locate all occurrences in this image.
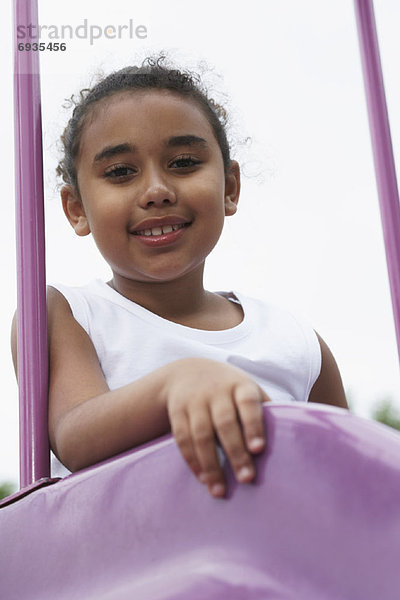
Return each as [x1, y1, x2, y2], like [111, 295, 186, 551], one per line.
[224, 160, 240, 217]
[61, 185, 91, 237]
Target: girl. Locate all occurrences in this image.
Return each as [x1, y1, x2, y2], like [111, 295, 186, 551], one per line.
[12, 56, 347, 498]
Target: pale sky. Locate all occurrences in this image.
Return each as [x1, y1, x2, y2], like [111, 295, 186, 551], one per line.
[1, 0, 400, 484]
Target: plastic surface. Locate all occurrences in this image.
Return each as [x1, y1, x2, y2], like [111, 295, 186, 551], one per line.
[14, 0, 49, 485]
[354, 0, 400, 362]
[1, 404, 399, 599]
[0, 478, 60, 509]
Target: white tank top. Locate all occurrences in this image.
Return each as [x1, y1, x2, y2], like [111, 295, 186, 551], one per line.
[50, 279, 321, 476]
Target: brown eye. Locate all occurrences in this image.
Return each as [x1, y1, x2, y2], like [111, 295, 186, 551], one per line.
[104, 165, 135, 179]
[169, 156, 201, 169]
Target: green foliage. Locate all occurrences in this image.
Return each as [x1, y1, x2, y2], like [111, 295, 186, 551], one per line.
[0, 481, 17, 501]
[371, 397, 400, 431]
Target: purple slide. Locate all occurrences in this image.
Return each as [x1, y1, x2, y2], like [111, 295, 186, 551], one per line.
[3, 0, 400, 598]
[1, 403, 400, 599]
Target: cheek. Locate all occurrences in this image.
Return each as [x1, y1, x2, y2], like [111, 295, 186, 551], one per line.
[194, 175, 225, 209]
[84, 193, 126, 227]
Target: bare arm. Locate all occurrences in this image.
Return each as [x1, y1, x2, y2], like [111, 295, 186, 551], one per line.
[45, 286, 174, 472]
[10, 287, 267, 498]
[308, 332, 348, 409]
[10, 288, 173, 471]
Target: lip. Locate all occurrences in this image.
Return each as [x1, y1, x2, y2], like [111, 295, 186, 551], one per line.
[130, 215, 191, 234]
[129, 215, 191, 248]
[131, 224, 189, 247]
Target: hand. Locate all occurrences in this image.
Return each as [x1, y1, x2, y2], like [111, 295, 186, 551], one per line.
[163, 358, 270, 498]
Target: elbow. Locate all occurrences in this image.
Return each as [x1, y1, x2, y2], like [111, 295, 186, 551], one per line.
[51, 416, 91, 473]
[51, 438, 80, 474]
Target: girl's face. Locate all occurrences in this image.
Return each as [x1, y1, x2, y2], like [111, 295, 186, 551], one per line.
[62, 90, 240, 285]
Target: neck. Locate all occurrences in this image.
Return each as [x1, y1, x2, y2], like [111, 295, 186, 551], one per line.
[109, 265, 210, 322]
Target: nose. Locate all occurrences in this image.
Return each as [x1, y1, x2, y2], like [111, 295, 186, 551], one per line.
[138, 166, 177, 209]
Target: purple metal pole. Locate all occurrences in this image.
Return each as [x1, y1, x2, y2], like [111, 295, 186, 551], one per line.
[354, 0, 400, 364]
[13, 0, 49, 486]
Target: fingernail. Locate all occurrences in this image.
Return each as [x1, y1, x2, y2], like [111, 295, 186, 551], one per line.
[210, 483, 225, 497]
[198, 473, 207, 484]
[237, 466, 254, 482]
[249, 437, 265, 452]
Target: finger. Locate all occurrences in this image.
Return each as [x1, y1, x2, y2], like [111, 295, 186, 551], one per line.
[210, 396, 256, 484]
[170, 408, 203, 479]
[189, 405, 226, 497]
[234, 383, 266, 454]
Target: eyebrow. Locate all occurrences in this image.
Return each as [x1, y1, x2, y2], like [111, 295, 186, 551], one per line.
[93, 135, 209, 164]
[93, 143, 135, 164]
[166, 135, 208, 148]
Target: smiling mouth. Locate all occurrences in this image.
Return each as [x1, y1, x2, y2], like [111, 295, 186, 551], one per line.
[132, 223, 189, 237]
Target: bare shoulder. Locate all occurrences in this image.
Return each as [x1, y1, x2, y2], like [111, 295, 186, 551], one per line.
[10, 287, 68, 375]
[47, 284, 73, 327]
[47, 284, 108, 400]
[308, 332, 348, 409]
[46, 285, 89, 356]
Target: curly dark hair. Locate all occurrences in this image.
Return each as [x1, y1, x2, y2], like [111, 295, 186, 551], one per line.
[56, 54, 232, 196]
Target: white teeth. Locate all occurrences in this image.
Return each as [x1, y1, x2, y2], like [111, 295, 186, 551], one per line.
[134, 223, 186, 236]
